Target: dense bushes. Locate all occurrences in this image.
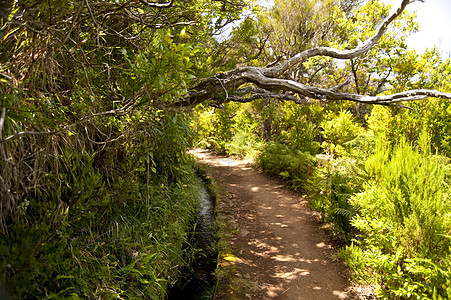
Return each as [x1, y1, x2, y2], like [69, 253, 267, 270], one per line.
[321, 110, 364, 156]
[340, 134, 451, 298]
[0, 0, 245, 297]
[191, 102, 262, 158]
[257, 142, 315, 190]
[2, 178, 199, 299]
[9, 0, 451, 298]
[306, 157, 363, 238]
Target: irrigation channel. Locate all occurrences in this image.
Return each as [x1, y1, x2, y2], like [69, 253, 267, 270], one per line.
[167, 176, 218, 299]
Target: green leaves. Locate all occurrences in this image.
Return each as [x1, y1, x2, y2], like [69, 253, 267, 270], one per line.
[342, 133, 451, 298]
[321, 110, 363, 156]
[257, 142, 315, 190]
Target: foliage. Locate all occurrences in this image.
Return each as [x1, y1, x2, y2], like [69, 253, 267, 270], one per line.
[226, 103, 262, 158]
[257, 142, 315, 190]
[0, 112, 205, 299]
[367, 49, 451, 156]
[191, 101, 262, 158]
[191, 103, 236, 154]
[340, 133, 451, 299]
[211, 15, 269, 70]
[321, 110, 364, 156]
[262, 0, 340, 56]
[1, 0, 450, 297]
[305, 156, 364, 239]
[2, 178, 199, 299]
[189, 0, 451, 298]
[331, 0, 417, 98]
[0, 0, 247, 298]
[271, 101, 324, 155]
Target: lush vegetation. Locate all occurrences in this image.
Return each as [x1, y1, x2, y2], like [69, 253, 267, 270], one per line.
[191, 0, 451, 298]
[341, 133, 451, 298]
[0, 0, 243, 298]
[1, 0, 450, 299]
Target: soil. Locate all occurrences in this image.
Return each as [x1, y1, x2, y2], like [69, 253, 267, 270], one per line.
[191, 149, 358, 300]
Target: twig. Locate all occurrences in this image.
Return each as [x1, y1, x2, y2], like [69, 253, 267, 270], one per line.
[84, 0, 101, 45]
[0, 102, 134, 143]
[0, 106, 6, 141]
[330, 79, 352, 92]
[216, 76, 229, 99]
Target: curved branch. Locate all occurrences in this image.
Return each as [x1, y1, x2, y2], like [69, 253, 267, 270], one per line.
[183, 0, 451, 107]
[229, 87, 307, 104]
[262, 0, 412, 78]
[138, 0, 174, 8]
[243, 68, 451, 104]
[184, 65, 451, 106]
[330, 79, 352, 92]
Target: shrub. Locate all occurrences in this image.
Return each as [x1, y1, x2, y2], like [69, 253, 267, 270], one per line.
[226, 104, 262, 159]
[191, 103, 237, 154]
[273, 101, 324, 155]
[321, 110, 363, 156]
[340, 132, 451, 299]
[367, 98, 451, 158]
[0, 112, 202, 299]
[257, 142, 315, 190]
[306, 156, 365, 239]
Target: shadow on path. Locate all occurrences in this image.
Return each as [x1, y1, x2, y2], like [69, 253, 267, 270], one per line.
[191, 149, 353, 300]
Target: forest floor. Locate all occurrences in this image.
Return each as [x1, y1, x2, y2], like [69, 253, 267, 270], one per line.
[191, 149, 368, 300]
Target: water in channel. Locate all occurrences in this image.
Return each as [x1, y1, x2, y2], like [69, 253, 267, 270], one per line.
[167, 177, 217, 299]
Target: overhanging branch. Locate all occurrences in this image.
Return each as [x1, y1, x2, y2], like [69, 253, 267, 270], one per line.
[138, 0, 174, 8]
[228, 87, 307, 104]
[262, 0, 412, 78]
[183, 0, 451, 107]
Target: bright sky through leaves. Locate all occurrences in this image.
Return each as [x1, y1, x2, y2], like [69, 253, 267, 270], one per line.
[383, 0, 451, 58]
[258, 0, 451, 58]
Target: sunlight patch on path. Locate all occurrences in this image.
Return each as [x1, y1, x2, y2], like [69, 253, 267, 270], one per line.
[189, 148, 249, 167]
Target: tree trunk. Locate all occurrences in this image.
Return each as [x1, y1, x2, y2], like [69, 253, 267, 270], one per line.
[263, 118, 272, 141]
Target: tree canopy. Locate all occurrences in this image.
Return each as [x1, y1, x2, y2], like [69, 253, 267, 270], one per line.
[1, 0, 450, 143]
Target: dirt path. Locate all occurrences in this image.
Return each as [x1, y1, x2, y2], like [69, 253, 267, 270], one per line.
[191, 149, 354, 300]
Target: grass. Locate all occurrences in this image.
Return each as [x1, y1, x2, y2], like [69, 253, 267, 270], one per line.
[1, 160, 202, 299]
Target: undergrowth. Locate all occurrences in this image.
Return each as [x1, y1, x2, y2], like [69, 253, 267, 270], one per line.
[340, 132, 451, 299]
[0, 113, 203, 299]
[257, 142, 315, 190]
[306, 157, 365, 240]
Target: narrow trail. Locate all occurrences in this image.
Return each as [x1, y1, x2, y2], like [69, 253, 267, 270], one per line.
[191, 149, 354, 300]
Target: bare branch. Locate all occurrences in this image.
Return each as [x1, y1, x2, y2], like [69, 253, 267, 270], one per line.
[231, 87, 307, 104]
[0, 106, 6, 140]
[84, 0, 101, 45]
[182, 0, 451, 107]
[185, 63, 451, 106]
[138, 0, 174, 8]
[330, 79, 352, 92]
[263, 0, 412, 78]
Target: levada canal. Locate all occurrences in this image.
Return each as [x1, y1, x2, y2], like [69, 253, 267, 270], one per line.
[167, 176, 218, 299]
